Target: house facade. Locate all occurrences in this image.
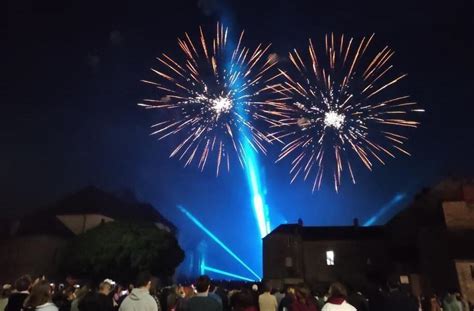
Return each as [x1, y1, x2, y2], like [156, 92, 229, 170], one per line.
[0, 186, 175, 283]
[263, 223, 389, 292]
[263, 179, 474, 302]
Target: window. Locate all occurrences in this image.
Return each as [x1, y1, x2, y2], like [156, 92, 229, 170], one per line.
[326, 250, 335, 265]
[400, 275, 410, 284]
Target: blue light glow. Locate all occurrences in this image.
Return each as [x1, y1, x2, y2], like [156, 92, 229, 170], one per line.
[236, 81, 270, 239]
[363, 193, 407, 226]
[201, 264, 255, 282]
[215, 19, 270, 239]
[199, 257, 205, 275]
[177, 204, 261, 280]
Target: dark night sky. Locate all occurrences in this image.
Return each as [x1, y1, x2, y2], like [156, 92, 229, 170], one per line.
[5, 0, 474, 275]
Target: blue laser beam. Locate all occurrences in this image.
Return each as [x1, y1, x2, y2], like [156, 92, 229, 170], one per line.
[202, 264, 255, 282]
[245, 149, 270, 238]
[224, 37, 270, 239]
[363, 193, 407, 226]
[177, 204, 261, 280]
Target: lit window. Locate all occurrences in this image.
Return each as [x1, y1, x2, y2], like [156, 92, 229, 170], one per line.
[326, 250, 335, 265]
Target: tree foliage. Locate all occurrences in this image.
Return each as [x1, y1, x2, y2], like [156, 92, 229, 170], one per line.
[60, 221, 184, 282]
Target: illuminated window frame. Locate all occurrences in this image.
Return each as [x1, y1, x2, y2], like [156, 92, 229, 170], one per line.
[326, 250, 335, 266]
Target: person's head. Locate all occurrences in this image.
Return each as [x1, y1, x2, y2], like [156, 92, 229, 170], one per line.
[455, 292, 465, 302]
[1, 284, 12, 298]
[238, 289, 255, 308]
[263, 282, 272, 293]
[15, 275, 32, 292]
[135, 272, 153, 291]
[195, 275, 211, 294]
[167, 289, 179, 308]
[286, 286, 295, 295]
[149, 277, 159, 296]
[176, 285, 185, 297]
[74, 284, 90, 301]
[24, 280, 52, 308]
[98, 281, 112, 295]
[183, 286, 195, 299]
[328, 282, 348, 299]
[251, 284, 258, 292]
[64, 287, 76, 301]
[295, 286, 310, 300]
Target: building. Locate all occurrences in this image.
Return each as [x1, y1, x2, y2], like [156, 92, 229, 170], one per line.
[387, 178, 474, 302]
[0, 186, 175, 283]
[263, 179, 474, 303]
[263, 221, 389, 291]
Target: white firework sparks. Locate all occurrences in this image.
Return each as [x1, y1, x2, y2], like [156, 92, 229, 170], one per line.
[324, 111, 345, 129]
[139, 23, 288, 175]
[272, 33, 424, 192]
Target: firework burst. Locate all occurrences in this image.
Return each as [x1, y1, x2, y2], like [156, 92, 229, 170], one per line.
[272, 34, 424, 191]
[139, 23, 285, 175]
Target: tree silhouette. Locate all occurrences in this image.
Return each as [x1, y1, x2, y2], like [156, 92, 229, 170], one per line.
[60, 221, 184, 283]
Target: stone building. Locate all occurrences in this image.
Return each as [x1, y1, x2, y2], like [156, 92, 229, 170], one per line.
[387, 178, 474, 302]
[263, 221, 389, 291]
[0, 186, 175, 283]
[263, 179, 474, 303]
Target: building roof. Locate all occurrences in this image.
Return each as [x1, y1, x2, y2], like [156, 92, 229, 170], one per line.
[46, 186, 175, 229]
[265, 224, 386, 241]
[4, 186, 176, 237]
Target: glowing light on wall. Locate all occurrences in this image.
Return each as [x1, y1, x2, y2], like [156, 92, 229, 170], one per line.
[177, 205, 261, 280]
[364, 193, 406, 226]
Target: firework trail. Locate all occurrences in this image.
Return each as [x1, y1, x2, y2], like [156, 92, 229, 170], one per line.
[271, 34, 424, 191]
[139, 23, 286, 175]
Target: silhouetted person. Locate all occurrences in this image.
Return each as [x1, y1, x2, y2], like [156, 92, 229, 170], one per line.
[346, 286, 368, 311]
[23, 280, 58, 311]
[52, 286, 75, 311]
[292, 286, 318, 311]
[232, 289, 257, 311]
[185, 275, 221, 311]
[383, 278, 418, 311]
[443, 291, 462, 311]
[259, 283, 277, 311]
[321, 282, 355, 311]
[1, 284, 12, 311]
[119, 272, 158, 311]
[78, 281, 114, 311]
[5, 275, 32, 311]
[279, 287, 295, 311]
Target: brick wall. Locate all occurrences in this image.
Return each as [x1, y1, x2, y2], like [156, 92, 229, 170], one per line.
[455, 260, 474, 304]
[442, 201, 474, 230]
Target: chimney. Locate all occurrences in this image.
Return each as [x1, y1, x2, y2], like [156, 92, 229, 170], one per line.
[353, 218, 359, 228]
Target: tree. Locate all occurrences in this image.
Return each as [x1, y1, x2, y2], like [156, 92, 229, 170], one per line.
[60, 221, 184, 282]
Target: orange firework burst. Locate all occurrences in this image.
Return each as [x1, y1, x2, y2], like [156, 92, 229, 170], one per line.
[271, 34, 424, 191]
[139, 23, 286, 175]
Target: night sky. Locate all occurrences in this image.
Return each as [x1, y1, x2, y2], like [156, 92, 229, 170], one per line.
[5, 0, 474, 277]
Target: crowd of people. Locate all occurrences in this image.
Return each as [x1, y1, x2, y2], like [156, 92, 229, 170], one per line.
[0, 273, 472, 311]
